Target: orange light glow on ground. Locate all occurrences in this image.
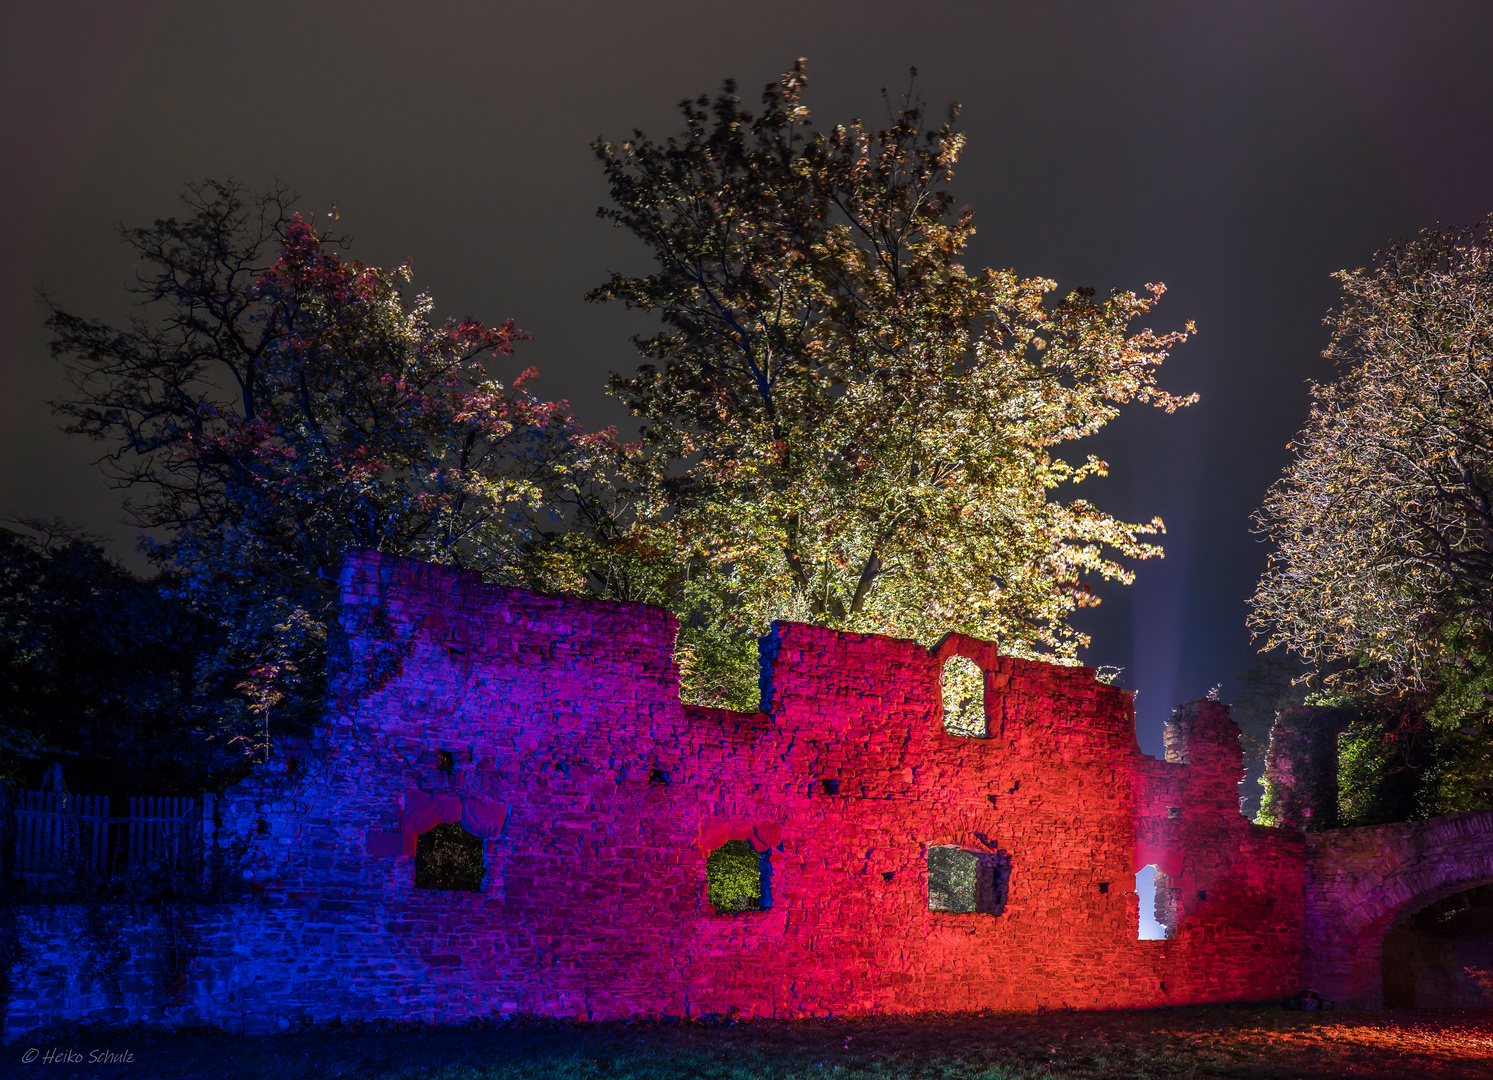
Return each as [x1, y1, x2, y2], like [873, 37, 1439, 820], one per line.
[28, 1005, 1493, 1078]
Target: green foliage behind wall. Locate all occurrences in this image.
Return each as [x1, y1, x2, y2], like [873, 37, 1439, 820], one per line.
[706, 840, 762, 914]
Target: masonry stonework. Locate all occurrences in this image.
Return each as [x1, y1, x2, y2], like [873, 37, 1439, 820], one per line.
[1304, 811, 1493, 1009]
[1257, 705, 1354, 830]
[6, 551, 1311, 1037]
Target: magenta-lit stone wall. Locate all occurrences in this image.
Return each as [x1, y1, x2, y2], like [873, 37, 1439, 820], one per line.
[218, 551, 1304, 1020]
[4, 550, 1309, 1035]
[1305, 811, 1493, 1009]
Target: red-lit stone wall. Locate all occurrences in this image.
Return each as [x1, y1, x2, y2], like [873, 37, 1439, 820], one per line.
[3, 549, 1308, 1036]
[199, 549, 1304, 1022]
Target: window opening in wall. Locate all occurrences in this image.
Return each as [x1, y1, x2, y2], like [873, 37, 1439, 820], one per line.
[707, 839, 769, 913]
[414, 823, 483, 891]
[437, 749, 456, 773]
[940, 655, 988, 737]
[820, 778, 839, 795]
[927, 845, 1010, 914]
[648, 767, 669, 785]
[1135, 864, 1176, 939]
[1098, 881, 1110, 894]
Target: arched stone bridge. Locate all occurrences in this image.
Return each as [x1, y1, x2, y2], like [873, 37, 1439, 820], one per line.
[1304, 810, 1493, 1008]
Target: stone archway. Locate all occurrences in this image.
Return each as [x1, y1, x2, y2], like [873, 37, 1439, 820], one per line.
[1304, 811, 1493, 1008]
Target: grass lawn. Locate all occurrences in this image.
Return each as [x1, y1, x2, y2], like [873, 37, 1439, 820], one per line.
[6, 1005, 1491, 1079]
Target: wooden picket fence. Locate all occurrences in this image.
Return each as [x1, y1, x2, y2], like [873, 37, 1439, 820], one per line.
[11, 789, 215, 879]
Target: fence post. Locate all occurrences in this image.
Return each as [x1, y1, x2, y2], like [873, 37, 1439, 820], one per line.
[201, 793, 216, 888]
[77, 793, 109, 877]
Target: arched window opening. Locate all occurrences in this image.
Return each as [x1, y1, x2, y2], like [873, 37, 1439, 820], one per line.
[707, 839, 770, 914]
[941, 655, 987, 738]
[927, 845, 1010, 915]
[1383, 883, 1493, 1008]
[414, 822, 484, 892]
[1135, 864, 1175, 939]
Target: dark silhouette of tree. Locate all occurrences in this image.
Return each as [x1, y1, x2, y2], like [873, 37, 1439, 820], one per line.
[0, 521, 225, 793]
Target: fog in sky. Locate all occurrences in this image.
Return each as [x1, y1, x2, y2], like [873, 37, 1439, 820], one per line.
[5, 1, 1493, 753]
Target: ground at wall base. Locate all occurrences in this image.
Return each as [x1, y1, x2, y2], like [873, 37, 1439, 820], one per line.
[7, 1006, 1493, 1079]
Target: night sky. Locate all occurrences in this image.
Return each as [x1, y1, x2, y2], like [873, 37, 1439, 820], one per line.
[5, 2, 1493, 755]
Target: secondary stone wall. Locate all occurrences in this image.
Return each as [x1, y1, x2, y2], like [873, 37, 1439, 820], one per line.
[1258, 706, 1355, 830]
[1304, 810, 1493, 1009]
[5, 550, 1307, 1037]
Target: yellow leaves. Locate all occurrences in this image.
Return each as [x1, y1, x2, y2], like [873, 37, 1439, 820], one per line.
[590, 68, 1201, 667]
[1252, 220, 1493, 688]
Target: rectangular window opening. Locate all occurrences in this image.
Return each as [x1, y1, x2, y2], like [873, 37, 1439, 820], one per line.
[927, 845, 1010, 915]
[941, 655, 989, 738]
[414, 823, 483, 892]
[707, 840, 771, 914]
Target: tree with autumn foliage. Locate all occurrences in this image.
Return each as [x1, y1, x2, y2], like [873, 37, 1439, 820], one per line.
[590, 62, 1195, 704]
[1250, 218, 1493, 818]
[46, 181, 594, 760]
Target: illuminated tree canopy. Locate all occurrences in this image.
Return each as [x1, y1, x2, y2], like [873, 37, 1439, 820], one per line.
[1250, 220, 1493, 690]
[1250, 219, 1493, 818]
[35, 65, 1199, 764]
[590, 62, 1194, 683]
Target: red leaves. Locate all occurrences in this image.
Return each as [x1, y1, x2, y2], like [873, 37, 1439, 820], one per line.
[445, 317, 529, 358]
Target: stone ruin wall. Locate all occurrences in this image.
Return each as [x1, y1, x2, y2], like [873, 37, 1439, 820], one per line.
[4, 550, 1307, 1036]
[1304, 811, 1493, 1009]
[1253, 700, 1493, 1009]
